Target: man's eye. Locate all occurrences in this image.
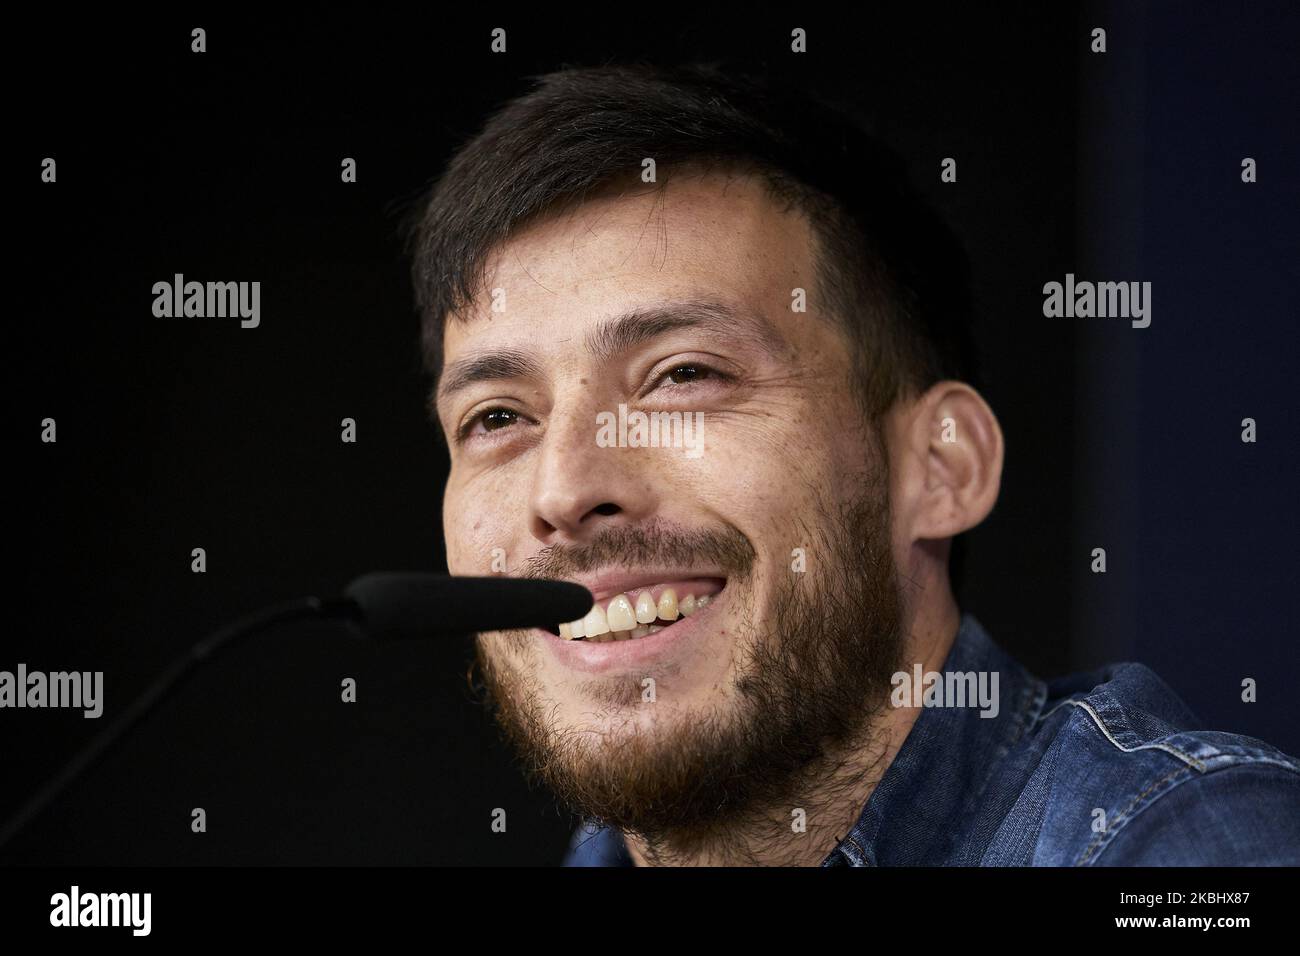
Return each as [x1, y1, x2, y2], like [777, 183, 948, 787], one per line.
[658, 364, 726, 387]
[481, 409, 518, 431]
[460, 407, 519, 440]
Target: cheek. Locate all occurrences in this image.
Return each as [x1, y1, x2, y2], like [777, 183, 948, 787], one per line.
[442, 476, 515, 574]
[691, 416, 832, 528]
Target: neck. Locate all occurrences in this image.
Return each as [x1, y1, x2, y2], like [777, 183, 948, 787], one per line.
[622, 589, 960, 867]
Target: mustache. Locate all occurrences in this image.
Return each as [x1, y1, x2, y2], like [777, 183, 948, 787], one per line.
[518, 520, 757, 581]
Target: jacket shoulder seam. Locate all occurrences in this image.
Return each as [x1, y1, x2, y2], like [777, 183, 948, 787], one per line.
[1063, 699, 1209, 771]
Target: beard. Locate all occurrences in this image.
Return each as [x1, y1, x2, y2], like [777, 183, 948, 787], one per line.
[472, 441, 906, 862]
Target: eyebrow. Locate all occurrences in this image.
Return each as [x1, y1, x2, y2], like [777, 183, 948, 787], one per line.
[435, 349, 544, 407]
[584, 300, 788, 364]
[434, 298, 788, 410]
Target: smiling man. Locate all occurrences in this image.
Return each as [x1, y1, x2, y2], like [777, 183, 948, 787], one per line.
[408, 64, 1300, 867]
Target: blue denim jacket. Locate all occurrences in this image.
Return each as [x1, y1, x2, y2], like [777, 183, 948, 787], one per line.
[562, 613, 1300, 865]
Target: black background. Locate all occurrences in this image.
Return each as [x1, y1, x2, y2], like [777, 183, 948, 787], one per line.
[5, 3, 1296, 865]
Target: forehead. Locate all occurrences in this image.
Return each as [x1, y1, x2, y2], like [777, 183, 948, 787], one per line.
[441, 169, 818, 358]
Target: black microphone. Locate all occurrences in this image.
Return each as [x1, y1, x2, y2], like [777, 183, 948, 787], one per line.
[345, 573, 592, 640]
[0, 573, 592, 853]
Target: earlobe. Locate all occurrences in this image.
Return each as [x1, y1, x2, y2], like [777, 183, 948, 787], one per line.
[910, 381, 1004, 541]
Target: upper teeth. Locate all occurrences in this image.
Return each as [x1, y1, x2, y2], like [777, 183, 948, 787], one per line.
[558, 587, 715, 642]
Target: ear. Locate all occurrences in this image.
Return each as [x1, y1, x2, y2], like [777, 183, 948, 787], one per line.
[887, 381, 1004, 542]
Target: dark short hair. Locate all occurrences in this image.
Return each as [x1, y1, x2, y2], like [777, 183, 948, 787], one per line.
[407, 62, 978, 420]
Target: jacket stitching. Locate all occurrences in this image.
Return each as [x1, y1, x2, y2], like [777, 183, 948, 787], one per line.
[947, 672, 1045, 865]
[1075, 763, 1191, 865]
[842, 834, 870, 865]
[1039, 696, 1078, 723]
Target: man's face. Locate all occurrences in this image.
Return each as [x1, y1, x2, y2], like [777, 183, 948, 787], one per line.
[436, 170, 908, 850]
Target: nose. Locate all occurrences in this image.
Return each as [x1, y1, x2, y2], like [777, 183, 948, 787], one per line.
[528, 401, 658, 543]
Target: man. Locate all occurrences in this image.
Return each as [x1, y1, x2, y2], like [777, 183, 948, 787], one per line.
[408, 64, 1300, 866]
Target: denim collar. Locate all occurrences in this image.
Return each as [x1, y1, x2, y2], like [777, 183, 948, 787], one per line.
[823, 612, 1047, 866]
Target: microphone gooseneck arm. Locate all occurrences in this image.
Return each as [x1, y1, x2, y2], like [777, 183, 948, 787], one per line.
[0, 596, 361, 853]
[0, 573, 591, 855]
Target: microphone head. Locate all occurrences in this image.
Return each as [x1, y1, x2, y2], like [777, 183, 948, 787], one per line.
[343, 573, 593, 641]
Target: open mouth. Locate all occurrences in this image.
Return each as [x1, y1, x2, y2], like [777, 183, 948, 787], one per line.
[543, 578, 726, 642]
